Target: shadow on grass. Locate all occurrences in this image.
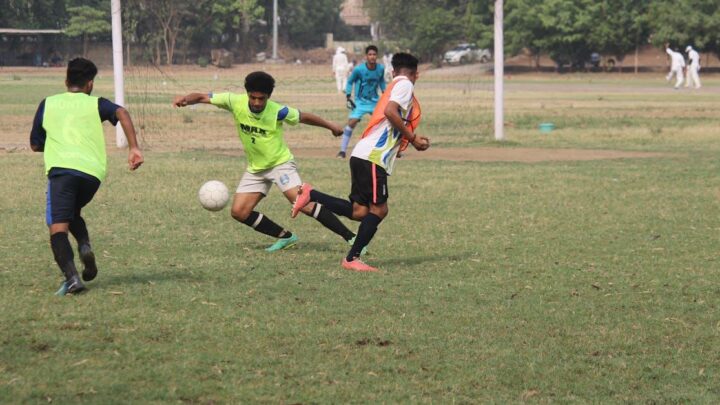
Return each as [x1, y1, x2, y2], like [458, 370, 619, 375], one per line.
[374, 251, 480, 267]
[95, 269, 202, 287]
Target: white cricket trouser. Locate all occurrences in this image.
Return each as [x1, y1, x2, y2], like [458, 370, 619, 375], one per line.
[685, 66, 701, 89]
[335, 72, 347, 93]
[666, 68, 684, 88]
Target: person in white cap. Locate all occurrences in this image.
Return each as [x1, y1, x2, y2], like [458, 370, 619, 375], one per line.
[332, 47, 350, 93]
[665, 44, 685, 89]
[685, 45, 701, 89]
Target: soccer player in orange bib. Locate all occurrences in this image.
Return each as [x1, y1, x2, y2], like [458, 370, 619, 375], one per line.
[292, 53, 430, 272]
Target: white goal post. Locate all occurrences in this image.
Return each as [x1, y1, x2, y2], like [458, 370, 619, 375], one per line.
[111, 0, 127, 147]
[494, 0, 504, 141]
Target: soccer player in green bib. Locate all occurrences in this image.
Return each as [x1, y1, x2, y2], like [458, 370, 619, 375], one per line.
[173, 71, 360, 252]
[30, 58, 144, 295]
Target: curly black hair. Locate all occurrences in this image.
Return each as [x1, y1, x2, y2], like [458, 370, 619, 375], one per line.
[244, 71, 275, 96]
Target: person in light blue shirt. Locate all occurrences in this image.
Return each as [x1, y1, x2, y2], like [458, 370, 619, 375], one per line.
[337, 45, 386, 158]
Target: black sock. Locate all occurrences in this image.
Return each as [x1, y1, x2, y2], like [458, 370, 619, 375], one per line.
[69, 215, 90, 248]
[309, 190, 353, 219]
[310, 203, 355, 241]
[347, 213, 382, 261]
[240, 211, 289, 238]
[50, 232, 78, 279]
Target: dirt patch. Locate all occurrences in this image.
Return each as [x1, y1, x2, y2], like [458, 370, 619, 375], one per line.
[218, 146, 673, 163]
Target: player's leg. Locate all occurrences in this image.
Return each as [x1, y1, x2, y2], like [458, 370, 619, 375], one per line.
[275, 161, 355, 242]
[343, 161, 388, 270]
[292, 157, 370, 221]
[335, 73, 343, 93]
[685, 68, 691, 87]
[338, 117, 360, 158]
[47, 175, 85, 294]
[692, 68, 701, 89]
[69, 177, 100, 281]
[675, 70, 684, 88]
[231, 170, 297, 251]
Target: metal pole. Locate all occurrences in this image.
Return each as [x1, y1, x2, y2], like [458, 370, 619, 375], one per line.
[111, 0, 127, 147]
[494, 0, 504, 141]
[272, 0, 278, 60]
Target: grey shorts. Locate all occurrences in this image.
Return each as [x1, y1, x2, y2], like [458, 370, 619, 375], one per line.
[236, 160, 302, 195]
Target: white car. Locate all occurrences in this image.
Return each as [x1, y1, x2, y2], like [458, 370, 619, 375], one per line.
[443, 43, 491, 64]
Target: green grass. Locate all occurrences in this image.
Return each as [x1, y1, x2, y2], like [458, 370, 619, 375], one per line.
[1, 67, 719, 402]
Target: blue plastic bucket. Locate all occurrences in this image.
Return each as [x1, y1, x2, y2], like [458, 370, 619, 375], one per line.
[539, 122, 555, 133]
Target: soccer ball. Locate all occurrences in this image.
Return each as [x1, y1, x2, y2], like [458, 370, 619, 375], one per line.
[198, 180, 229, 211]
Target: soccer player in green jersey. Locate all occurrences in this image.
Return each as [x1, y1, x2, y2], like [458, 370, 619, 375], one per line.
[30, 58, 144, 295]
[173, 71, 360, 252]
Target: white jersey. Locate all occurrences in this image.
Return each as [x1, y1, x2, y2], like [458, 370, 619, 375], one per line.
[688, 49, 700, 68]
[351, 76, 414, 175]
[666, 48, 685, 69]
[333, 52, 349, 75]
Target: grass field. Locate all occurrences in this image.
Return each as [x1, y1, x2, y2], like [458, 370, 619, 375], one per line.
[1, 64, 719, 403]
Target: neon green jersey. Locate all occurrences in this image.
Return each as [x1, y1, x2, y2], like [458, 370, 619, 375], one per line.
[211, 93, 300, 173]
[42, 92, 107, 181]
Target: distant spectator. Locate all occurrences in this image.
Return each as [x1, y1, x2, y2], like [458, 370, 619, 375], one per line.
[685, 46, 701, 89]
[665, 44, 685, 89]
[332, 47, 350, 93]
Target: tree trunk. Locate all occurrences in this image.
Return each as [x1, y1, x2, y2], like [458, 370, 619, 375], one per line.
[83, 34, 88, 58]
[126, 38, 131, 67]
[634, 45, 639, 74]
[155, 40, 162, 65]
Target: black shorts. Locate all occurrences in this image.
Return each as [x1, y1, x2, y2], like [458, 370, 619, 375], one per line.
[46, 170, 100, 226]
[349, 156, 388, 206]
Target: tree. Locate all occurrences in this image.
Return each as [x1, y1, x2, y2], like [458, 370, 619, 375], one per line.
[648, 0, 720, 59]
[505, 0, 548, 69]
[364, 0, 464, 62]
[64, 5, 111, 57]
[273, 0, 345, 49]
[209, 0, 265, 62]
[588, 0, 651, 73]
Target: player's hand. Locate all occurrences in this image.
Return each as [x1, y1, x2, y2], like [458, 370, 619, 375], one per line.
[330, 123, 344, 137]
[346, 95, 356, 110]
[128, 147, 144, 170]
[412, 136, 430, 151]
[172, 95, 187, 108]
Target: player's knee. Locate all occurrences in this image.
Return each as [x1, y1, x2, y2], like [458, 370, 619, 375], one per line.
[351, 205, 369, 220]
[370, 204, 388, 219]
[231, 207, 251, 222]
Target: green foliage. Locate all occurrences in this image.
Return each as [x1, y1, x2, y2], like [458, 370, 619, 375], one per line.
[648, 0, 720, 57]
[278, 0, 346, 49]
[587, 0, 651, 62]
[64, 6, 110, 38]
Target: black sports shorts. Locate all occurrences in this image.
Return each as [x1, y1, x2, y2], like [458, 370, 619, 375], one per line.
[46, 171, 100, 226]
[349, 156, 388, 206]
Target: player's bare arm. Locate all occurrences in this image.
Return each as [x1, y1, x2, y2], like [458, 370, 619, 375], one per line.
[299, 111, 344, 136]
[173, 93, 211, 107]
[384, 100, 430, 151]
[116, 107, 144, 170]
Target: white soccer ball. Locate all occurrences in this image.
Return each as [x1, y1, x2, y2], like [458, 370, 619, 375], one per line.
[198, 180, 229, 211]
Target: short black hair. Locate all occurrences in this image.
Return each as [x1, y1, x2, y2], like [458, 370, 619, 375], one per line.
[66, 58, 98, 87]
[392, 53, 419, 72]
[244, 71, 275, 96]
[365, 45, 379, 54]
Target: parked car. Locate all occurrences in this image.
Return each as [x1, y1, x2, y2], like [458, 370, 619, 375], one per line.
[443, 43, 492, 64]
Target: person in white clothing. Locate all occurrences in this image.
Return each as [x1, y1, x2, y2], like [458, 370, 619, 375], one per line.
[665, 44, 685, 89]
[685, 45, 701, 89]
[332, 47, 350, 93]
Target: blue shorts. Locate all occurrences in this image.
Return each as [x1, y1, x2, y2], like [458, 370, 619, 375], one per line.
[348, 101, 376, 120]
